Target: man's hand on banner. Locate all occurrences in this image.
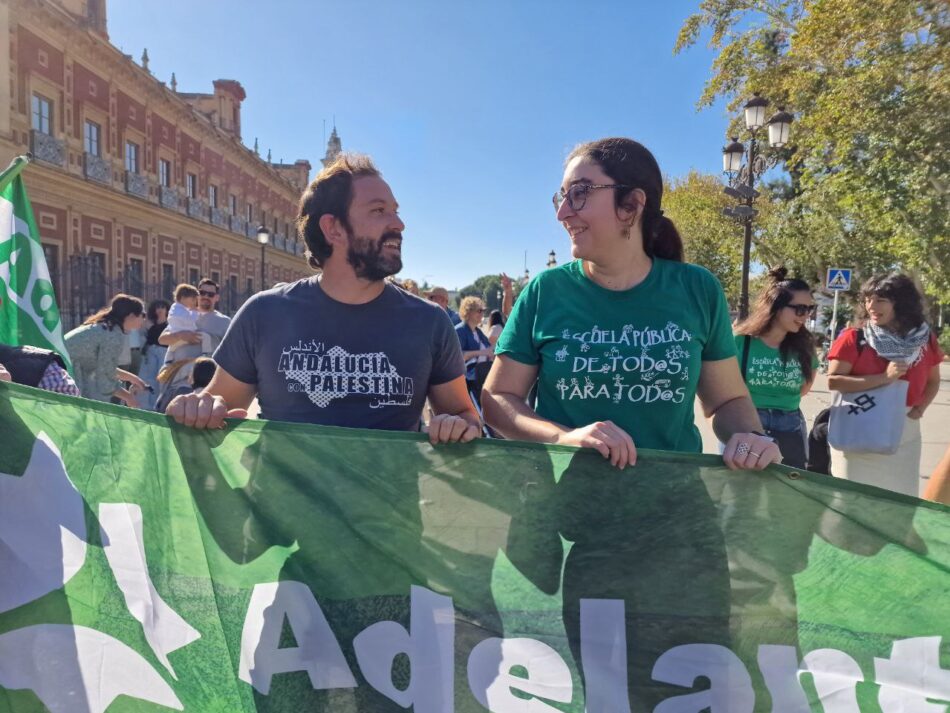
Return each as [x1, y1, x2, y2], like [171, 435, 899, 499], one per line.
[166, 391, 247, 429]
[722, 432, 781, 471]
[425, 414, 481, 444]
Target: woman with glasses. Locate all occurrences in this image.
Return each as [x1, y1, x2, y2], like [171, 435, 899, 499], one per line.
[733, 267, 818, 469]
[482, 137, 778, 470]
[455, 296, 494, 408]
[64, 294, 148, 406]
[827, 273, 943, 495]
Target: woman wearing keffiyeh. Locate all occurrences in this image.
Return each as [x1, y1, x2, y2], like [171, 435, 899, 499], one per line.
[827, 274, 944, 496]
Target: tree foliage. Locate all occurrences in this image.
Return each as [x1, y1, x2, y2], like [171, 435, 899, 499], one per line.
[664, 171, 745, 305]
[676, 0, 950, 302]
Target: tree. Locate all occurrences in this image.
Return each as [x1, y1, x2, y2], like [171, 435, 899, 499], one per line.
[457, 274, 524, 312]
[675, 0, 950, 303]
[664, 171, 746, 306]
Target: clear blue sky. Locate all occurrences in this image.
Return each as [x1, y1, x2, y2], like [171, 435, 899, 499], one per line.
[110, 0, 733, 290]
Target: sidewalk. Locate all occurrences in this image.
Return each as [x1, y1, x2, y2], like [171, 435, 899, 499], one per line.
[696, 361, 950, 496]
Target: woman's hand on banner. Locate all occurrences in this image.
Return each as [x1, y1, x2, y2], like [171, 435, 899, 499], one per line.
[722, 432, 782, 471]
[557, 421, 637, 469]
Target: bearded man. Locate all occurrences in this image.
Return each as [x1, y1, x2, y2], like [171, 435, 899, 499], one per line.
[167, 153, 479, 444]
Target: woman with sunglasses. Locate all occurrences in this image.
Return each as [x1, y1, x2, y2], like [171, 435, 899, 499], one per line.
[827, 273, 943, 495]
[482, 137, 779, 470]
[733, 268, 818, 469]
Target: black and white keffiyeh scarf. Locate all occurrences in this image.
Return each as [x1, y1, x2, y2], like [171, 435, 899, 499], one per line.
[864, 322, 931, 365]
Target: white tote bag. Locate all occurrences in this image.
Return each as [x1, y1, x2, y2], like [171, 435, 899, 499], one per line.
[827, 380, 909, 455]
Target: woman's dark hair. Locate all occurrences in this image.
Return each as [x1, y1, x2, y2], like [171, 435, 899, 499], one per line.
[489, 309, 504, 328]
[859, 273, 925, 335]
[296, 153, 381, 270]
[147, 299, 170, 323]
[735, 266, 816, 381]
[566, 138, 683, 261]
[83, 294, 145, 331]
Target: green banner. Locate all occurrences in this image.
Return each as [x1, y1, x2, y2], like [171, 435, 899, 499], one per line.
[0, 157, 71, 371]
[0, 382, 948, 712]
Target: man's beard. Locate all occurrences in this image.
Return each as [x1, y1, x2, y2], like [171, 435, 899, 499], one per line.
[346, 230, 402, 281]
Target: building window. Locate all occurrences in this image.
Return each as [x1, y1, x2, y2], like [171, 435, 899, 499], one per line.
[42, 243, 60, 297]
[246, 203, 253, 222]
[208, 184, 218, 208]
[83, 120, 101, 156]
[125, 141, 140, 174]
[186, 173, 197, 199]
[161, 263, 175, 298]
[189, 267, 200, 286]
[31, 94, 53, 135]
[127, 258, 144, 294]
[159, 159, 171, 187]
[246, 277, 253, 295]
[229, 194, 237, 215]
[211, 270, 221, 286]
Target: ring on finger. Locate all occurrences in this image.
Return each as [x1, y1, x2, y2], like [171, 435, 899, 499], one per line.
[736, 442, 751, 457]
[749, 451, 761, 459]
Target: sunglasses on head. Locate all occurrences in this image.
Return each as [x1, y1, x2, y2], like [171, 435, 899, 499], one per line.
[786, 303, 817, 317]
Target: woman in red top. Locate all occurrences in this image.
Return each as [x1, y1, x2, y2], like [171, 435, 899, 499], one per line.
[827, 273, 943, 496]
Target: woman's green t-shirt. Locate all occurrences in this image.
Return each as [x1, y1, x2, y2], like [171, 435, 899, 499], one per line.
[495, 259, 736, 453]
[735, 334, 818, 412]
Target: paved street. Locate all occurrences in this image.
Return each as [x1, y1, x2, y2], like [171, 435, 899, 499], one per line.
[697, 361, 950, 496]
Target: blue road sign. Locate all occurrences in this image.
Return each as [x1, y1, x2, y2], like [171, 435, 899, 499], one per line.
[826, 268, 852, 291]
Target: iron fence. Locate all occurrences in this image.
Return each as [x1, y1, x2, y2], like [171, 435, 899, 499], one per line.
[57, 253, 254, 331]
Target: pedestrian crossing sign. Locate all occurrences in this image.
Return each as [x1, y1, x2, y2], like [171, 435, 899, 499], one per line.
[826, 268, 852, 291]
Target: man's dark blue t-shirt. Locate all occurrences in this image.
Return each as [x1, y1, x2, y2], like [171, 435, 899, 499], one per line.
[214, 278, 464, 429]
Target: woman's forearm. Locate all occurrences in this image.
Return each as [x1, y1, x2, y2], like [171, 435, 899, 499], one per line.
[827, 372, 892, 393]
[482, 391, 569, 444]
[710, 395, 763, 444]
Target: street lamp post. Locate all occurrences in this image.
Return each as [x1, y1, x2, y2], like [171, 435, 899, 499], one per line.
[721, 94, 794, 319]
[257, 225, 270, 291]
[546, 250, 557, 269]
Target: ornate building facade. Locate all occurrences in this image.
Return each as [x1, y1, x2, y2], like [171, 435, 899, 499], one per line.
[1, 0, 314, 325]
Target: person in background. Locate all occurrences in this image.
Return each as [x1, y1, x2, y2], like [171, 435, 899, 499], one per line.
[455, 296, 493, 408]
[64, 294, 148, 406]
[732, 267, 818, 469]
[139, 299, 170, 410]
[0, 343, 79, 396]
[425, 286, 462, 325]
[190, 356, 216, 391]
[164, 284, 213, 365]
[827, 273, 943, 496]
[922, 444, 950, 506]
[400, 278, 421, 296]
[484, 137, 779, 470]
[486, 309, 505, 349]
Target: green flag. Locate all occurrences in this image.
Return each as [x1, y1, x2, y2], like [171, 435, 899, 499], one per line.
[0, 382, 948, 711]
[0, 156, 71, 370]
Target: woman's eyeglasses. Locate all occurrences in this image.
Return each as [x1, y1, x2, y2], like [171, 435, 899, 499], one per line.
[786, 303, 817, 317]
[553, 183, 632, 213]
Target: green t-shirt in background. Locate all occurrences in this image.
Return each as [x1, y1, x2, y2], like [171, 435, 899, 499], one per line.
[495, 259, 736, 453]
[735, 334, 818, 412]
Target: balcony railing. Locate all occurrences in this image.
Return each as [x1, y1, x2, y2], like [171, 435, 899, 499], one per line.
[186, 197, 208, 220]
[159, 186, 179, 210]
[125, 172, 149, 200]
[83, 153, 110, 184]
[30, 130, 66, 167]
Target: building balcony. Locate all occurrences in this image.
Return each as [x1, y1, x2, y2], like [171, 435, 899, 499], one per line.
[274, 234, 286, 251]
[125, 172, 149, 200]
[230, 215, 247, 236]
[83, 153, 111, 184]
[186, 197, 208, 220]
[159, 186, 179, 210]
[245, 223, 257, 239]
[210, 207, 229, 229]
[30, 130, 66, 168]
